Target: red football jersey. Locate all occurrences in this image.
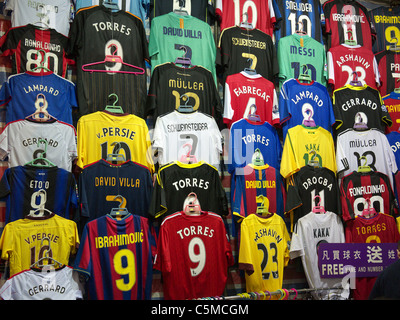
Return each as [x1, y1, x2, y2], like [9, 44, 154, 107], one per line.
[154, 211, 234, 300]
[328, 44, 380, 91]
[375, 50, 400, 97]
[223, 72, 279, 127]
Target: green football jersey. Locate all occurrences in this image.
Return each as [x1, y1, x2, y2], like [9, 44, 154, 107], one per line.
[277, 33, 328, 88]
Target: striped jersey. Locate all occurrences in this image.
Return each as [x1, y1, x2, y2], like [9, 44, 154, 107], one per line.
[74, 213, 156, 300]
[339, 170, 397, 222]
[0, 165, 79, 227]
[0, 214, 79, 277]
[386, 131, 400, 170]
[0, 24, 72, 77]
[154, 211, 234, 300]
[383, 92, 400, 133]
[375, 49, 400, 97]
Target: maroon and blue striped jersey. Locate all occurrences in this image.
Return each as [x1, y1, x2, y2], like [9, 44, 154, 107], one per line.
[375, 49, 400, 97]
[74, 213, 156, 300]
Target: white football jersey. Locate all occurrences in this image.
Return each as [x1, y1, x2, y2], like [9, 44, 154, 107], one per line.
[0, 266, 83, 300]
[0, 119, 77, 171]
[290, 211, 349, 300]
[152, 110, 222, 170]
[336, 128, 398, 189]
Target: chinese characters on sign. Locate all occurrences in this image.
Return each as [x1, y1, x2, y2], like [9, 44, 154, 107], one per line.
[318, 243, 398, 278]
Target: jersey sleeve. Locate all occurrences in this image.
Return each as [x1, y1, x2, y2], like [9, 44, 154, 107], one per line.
[285, 174, 303, 214]
[278, 81, 291, 125]
[0, 223, 14, 261]
[289, 222, 305, 260]
[73, 223, 92, 279]
[223, 80, 234, 125]
[145, 64, 160, 117]
[0, 124, 9, 160]
[335, 134, 349, 174]
[0, 277, 14, 300]
[280, 130, 299, 179]
[65, 124, 78, 162]
[238, 220, 255, 275]
[148, 169, 167, 219]
[153, 219, 171, 273]
[152, 116, 166, 155]
[76, 118, 86, 169]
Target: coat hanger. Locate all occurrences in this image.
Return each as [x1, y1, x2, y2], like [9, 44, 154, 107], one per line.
[255, 195, 273, 218]
[25, 138, 56, 167]
[174, 46, 192, 67]
[350, 71, 363, 86]
[361, 198, 377, 218]
[252, 148, 265, 166]
[243, 57, 257, 75]
[180, 142, 198, 164]
[31, 49, 51, 73]
[344, 30, 357, 46]
[389, 37, 400, 52]
[177, 93, 194, 113]
[240, 12, 253, 29]
[353, 112, 368, 130]
[302, 107, 316, 127]
[183, 192, 202, 215]
[28, 189, 53, 217]
[357, 156, 371, 172]
[395, 79, 400, 93]
[105, 93, 124, 114]
[173, 1, 189, 15]
[298, 65, 312, 83]
[30, 236, 63, 269]
[307, 149, 320, 167]
[109, 195, 129, 217]
[106, 141, 126, 162]
[247, 104, 261, 122]
[102, 0, 119, 10]
[312, 195, 325, 213]
[25, 93, 57, 122]
[82, 44, 145, 75]
[295, 21, 307, 35]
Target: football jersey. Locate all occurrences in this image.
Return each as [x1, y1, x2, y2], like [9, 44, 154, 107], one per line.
[152, 110, 222, 170]
[79, 159, 153, 222]
[217, 26, 279, 84]
[148, 12, 217, 86]
[323, 0, 375, 50]
[146, 62, 222, 122]
[232, 163, 286, 221]
[273, 0, 325, 46]
[383, 92, 400, 133]
[215, 0, 276, 36]
[148, 161, 229, 219]
[386, 131, 400, 170]
[345, 213, 400, 300]
[375, 49, 400, 97]
[76, 111, 154, 173]
[0, 24, 72, 77]
[0, 119, 77, 171]
[0, 266, 83, 300]
[154, 211, 234, 300]
[0, 71, 77, 125]
[332, 84, 392, 135]
[369, 5, 400, 53]
[280, 125, 337, 179]
[336, 128, 398, 190]
[0, 165, 79, 227]
[327, 44, 380, 91]
[238, 213, 290, 296]
[340, 170, 397, 222]
[74, 213, 156, 300]
[290, 211, 349, 300]
[285, 166, 340, 228]
[277, 33, 328, 87]
[223, 72, 279, 127]
[279, 79, 335, 141]
[0, 214, 79, 277]
[67, 5, 149, 117]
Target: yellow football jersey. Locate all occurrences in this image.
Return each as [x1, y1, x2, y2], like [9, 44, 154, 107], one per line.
[76, 111, 154, 173]
[280, 125, 337, 179]
[0, 214, 79, 276]
[238, 213, 290, 297]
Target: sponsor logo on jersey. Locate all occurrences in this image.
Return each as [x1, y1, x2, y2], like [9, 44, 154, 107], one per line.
[163, 27, 202, 39]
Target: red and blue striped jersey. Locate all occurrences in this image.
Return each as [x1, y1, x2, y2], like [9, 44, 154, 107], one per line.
[74, 213, 156, 300]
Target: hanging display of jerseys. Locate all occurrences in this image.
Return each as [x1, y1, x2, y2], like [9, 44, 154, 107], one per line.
[375, 49, 400, 97]
[336, 128, 398, 189]
[67, 5, 149, 118]
[238, 213, 290, 296]
[290, 211, 349, 300]
[339, 170, 397, 222]
[146, 62, 222, 123]
[223, 71, 279, 127]
[383, 91, 400, 132]
[280, 125, 337, 179]
[285, 166, 340, 229]
[0, 71, 77, 125]
[332, 84, 392, 135]
[327, 44, 381, 91]
[148, 12, 217, 86]
[273, 0, 325, 46]
[152, 110, 223, 170]
[279, 79, 335, 141]
[232, 163, 286, 221]
[323, 0, 375, 50]
[215, 0, 276, 36]
[0, 24, 73, 77]
[0, 265, 83, 300]
[0, 119, 77, 172]
[78, 159, 153, 222]
[369, 5, 400, 53]
[0, 165, 79, 227]
[4, 0, 73, 37]
[148, 161, 229, 219]
[154, 211, 234, 300]
[386, 131, 400, 169]
[74, 213, 156, 300]
[0, 213, 79, 277]
[217, 26, 279, 84]
[277, 33, 327, 87]
[345, 213, 400, 300]
[76, 111, 154, 174]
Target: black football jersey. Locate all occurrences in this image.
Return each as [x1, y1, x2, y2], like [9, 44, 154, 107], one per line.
[146, 62, 223, 124]
[217, 26, 279, 84]
[332, 84, 392, 135]
[67, 5, 149, 118]
[375, 49, 400, 97]
[148, 161, 229, 219]
[286, 165, 340, 227]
